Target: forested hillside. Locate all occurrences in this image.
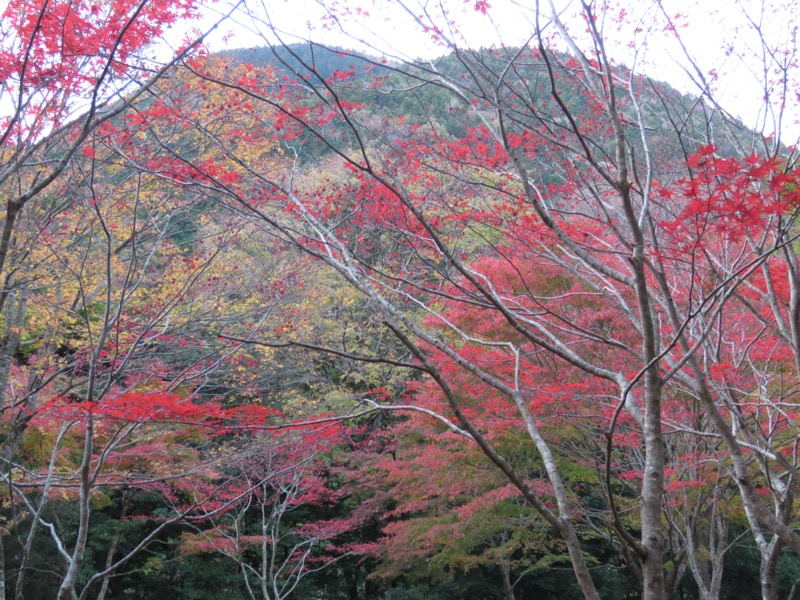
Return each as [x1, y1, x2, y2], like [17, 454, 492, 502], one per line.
[1, 0, 800, 599]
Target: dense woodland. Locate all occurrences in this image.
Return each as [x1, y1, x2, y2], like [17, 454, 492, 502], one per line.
[2, 0, 800, 598]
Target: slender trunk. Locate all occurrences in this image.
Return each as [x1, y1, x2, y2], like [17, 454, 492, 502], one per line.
[96, 493, 129, 600]
[708, 484, 727, 600]
[0, 203, 21, 316]
[56, 419, 94, 600]
[499, 560, 516, 600]
[0, 283, 28, 409]
[759, 492, 790, 600]
[14, 521, 39, 600]
[632, 247, 666, 600]
[262, 491, 275, 600]
[761, 538, 781, 600]
[665, 548, 687, 599]
[640, 375, 666, 600]
[684, 525, 712, 600]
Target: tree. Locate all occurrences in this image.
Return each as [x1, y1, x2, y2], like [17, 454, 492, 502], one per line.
[161, 1, 800, 599]
[0, 31, 314, 599]
[359, 410, 588, 600]
[179, 428, 357, 600]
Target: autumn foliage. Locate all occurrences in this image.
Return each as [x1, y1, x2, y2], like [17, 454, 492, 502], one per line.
[2, 0, 800, 599]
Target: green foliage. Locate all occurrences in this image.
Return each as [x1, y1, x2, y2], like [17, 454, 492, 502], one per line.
[384, 578, 503, 600]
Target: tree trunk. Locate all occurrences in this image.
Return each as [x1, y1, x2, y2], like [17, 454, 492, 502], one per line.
[0, 283, 28, 408]
[760, 538, 782, 600]
[56, 420, 94, 600]
[499, 560, 516, 600]
[640, 377, 666, 600]
[96, 493, 129, 600]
